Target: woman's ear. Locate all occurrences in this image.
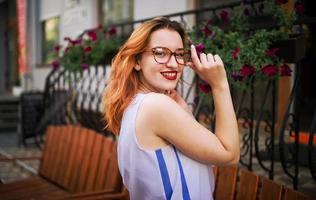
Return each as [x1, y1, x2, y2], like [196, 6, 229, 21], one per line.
[134, 55, 141, 71]
[134, 64, 141, 71]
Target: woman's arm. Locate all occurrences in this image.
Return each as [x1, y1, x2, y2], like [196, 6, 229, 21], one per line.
[137, 45, 239, 165]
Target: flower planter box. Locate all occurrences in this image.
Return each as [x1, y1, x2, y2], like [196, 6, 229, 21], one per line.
[274, 34, 306, 63]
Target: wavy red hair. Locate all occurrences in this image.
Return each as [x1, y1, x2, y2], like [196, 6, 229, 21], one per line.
[103, 17, 188, 134]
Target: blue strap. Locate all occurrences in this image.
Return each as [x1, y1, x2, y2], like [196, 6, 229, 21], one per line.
[155, 149, 173, 200]
[173, 146, 191, 200]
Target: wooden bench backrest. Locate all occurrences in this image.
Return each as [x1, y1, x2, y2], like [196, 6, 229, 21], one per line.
[236, 169, 259, 200]
[213, 165, 238, 200]
[213, 165, 311, 200]
[38, 125, 122, 193]
[259, 178, 282, 200]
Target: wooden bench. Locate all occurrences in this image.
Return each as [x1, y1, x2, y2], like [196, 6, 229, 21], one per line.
[0, 125, 310, 200]
[0, 125, 128, 200]
[213, 165, 312, 200]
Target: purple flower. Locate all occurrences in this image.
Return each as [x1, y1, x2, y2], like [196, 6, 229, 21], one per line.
[202, 26, 213, 37]
[266, 48, 279, 57]
[241, 64, 255, 77]
[232, 47, 240, 60]
[199, 82, 212, 93]
[280, 64, 292, 76]
[51, 60, 60, 70]
[70, 38, 82, 45]
[81, 63, 89, 70]
[231, 71, 243, 81]
[54, 45, 61, 52]
[261, 64, 278, 77]
[219, 10, 230, 22]
[108, 26, 117, 36]
[295, 2, 304, 15]
[195, 43, 205, 55]
[84, 46, 92, 53]
[87, 30, 97, 41]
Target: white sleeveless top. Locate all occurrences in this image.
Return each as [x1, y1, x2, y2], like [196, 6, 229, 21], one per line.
[118, 93, 215, 200]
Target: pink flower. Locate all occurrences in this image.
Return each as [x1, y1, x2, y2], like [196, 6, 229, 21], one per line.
[51, 60, 60, 70]
[266, 48, 279, 57]
[87, 30, 97, 41]
[199, 82, 212, 93]
[81, 63, 89, 70]
[54, 45, 61, 52]
[195, 43, 205, 55]
[280, 64, 292, 76]
[241, 64, 255, 77]
[70, 38, 82, 45]
[108, 27, 117, 36]
[294, 2, 304, 15]
[84, 46, 92, 53]
[202, 26, 213, 37]
[275, 0, 288, 5]
[261, 64, 278, 77]
[219, 10, 230, 22]
[232, 47, 240, 60]
[231, 71, 243, 81]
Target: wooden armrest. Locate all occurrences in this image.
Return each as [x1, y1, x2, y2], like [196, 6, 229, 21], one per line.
[57, 187, 129, 200]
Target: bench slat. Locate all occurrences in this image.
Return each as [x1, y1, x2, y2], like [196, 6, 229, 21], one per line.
[85, 133, 104, 191]
[236, 169, 259, 200]
[104, 143, 122, 191]
[56, 125, 75, 184]
[284, 188, 310, 200]
[62, 125, 81, 189]
[51, 126, 69, 182]
[214, 165, 238, 200]
[259, 178, 282, 200]
[68, 127, 89, 192]
[76, 128, 97, 192]
[94, 138, 114, 190]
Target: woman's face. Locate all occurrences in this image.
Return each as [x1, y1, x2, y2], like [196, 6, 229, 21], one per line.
[136, 28, 185, 93]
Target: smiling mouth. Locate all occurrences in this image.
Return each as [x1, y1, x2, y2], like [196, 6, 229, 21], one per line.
[161, 71, 177, 80]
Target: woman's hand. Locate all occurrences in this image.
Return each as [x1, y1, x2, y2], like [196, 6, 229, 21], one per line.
[188, 45, 229, 91]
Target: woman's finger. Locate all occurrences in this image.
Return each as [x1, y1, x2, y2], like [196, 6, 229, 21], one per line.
[190, 45, 202, 70]
[214, 54, 223, 66]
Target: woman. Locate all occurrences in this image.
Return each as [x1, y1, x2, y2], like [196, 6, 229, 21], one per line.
[103, 17, 239, 200]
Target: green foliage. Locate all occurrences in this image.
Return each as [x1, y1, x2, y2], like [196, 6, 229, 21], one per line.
[189, 0, 301, 90]
[52, 26, 122, 72]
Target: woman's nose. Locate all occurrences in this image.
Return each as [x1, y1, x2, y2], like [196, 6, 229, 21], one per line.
[166, 54, 178, 68]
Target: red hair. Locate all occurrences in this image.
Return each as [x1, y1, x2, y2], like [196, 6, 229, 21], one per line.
[103, 17, 187, 134]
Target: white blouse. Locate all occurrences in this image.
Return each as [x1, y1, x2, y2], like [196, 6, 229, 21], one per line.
[118, 93, 215, 200]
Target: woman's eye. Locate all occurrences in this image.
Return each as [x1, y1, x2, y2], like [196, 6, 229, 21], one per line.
[155, 50, 166, 57]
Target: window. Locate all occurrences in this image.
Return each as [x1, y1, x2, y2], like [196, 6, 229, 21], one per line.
[42, 17, 59, 65]
[100, 0, 133, 24]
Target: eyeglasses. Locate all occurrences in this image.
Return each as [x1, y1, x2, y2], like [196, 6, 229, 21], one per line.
[145, 47, 191, 65]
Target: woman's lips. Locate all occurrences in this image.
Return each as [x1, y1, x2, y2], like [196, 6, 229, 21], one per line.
[161, 71, 177, 80]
